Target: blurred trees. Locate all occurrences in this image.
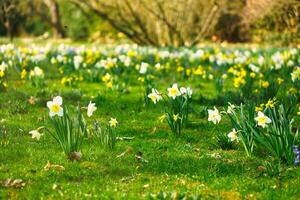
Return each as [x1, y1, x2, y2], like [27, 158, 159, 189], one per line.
[0, 0, 298, 45]
[72, 0, 223, 46]
[0, 0, 20, 41]
[27, 0, 65, 38]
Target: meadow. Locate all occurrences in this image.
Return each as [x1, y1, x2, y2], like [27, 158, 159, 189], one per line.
[0, 42, 300, 199]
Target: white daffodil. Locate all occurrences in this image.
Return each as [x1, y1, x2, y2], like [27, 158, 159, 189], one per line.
[29, 66, 44, 78]
[208, 106, 221, 124]
[47, 96, 63, 117]
[167, 83, 181, 99]
[109, 118, 118, 127]
[139, 62, 149, 74]
[226, 103, 236, 114]
[87, 101, 97, 117]
[255, 111, 271, 128]
[148, 89, 162, 104]
[29, 128, 43, 140]
[227, 128, 238, 142]
[180, 87, 192, 98]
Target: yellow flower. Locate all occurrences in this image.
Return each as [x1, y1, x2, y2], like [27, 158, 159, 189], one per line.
[102, 73, 111, 83]
[138, 77, 145, 82]
[177, 66, 184, 73]
[21, 69, 27, 79]
[277, 78, 283, 85]
[261, 81, 269, 88]
[250, 72, 256, 78]
[173, 114, 180, 122]
[109, 118, 118, 127]
[265, 98, 277, 109]
[158, 114, 166, 123]
[106, 81, 113, 88]
[222, 74, 228, 79]
[186, 69, 192, 76]
[0, 70, 4, 78]
[255, 106, 262, 112]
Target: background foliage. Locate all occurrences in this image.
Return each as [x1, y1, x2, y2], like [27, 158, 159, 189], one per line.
[0, 0, 299, 46]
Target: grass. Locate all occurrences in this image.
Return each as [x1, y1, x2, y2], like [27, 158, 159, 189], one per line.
[0, 77, 300, 200]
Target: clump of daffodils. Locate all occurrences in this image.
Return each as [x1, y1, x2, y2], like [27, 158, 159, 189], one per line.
[29, 66, 45, 87]
[148, 83, 192, 136]
[46, 96, 98, 161]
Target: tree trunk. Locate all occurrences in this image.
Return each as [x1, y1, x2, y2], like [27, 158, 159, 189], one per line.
[44, 0, 65, 38]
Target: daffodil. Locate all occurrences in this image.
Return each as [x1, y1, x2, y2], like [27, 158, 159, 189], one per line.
[87, 101, 97, 117]
[109, 118, 118, 127]
[265, 98, 277, 109]
[167, 83, 181, 99]
[208, 106, 221, 124]
[148, 89, 162, 104]
[102, 73, 111, 82]
[173, 114, 180, 122]
[158, 114, 166, 122]
[29, 127, 43, 140]
[180, 87, 192, 98]
[255, 111, 271, 128]
[227, 128, 238, 142]
[47, 96, 63, 117]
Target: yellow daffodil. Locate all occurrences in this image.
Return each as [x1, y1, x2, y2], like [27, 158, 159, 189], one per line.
[109, 118, 118, 127]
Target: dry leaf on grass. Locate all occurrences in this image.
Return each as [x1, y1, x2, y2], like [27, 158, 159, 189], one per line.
[2, 179, 25, 188]
[43, 161, 65, 171]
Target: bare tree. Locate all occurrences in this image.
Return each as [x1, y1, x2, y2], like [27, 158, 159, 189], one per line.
[71, 0, 224, 46]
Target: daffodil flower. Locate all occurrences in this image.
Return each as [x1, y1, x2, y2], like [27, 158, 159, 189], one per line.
[167, 83, 181, 99]
[227, 128, 238, 142]
[109, 118, 118, 127]
[148, 89, 162, 104]
[87, 101, 97, 117]
[208, 106, 221, 124]
[47, 96, 63, 117]
[255, 111, 271, 128]
[29, 127, 43, 140]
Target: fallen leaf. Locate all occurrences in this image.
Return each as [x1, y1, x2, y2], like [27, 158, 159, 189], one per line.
[43, 161, 65, 171]
[28, 96, 36, 105]
[116, 147, 133, 158]
[2, 179, 25, 188]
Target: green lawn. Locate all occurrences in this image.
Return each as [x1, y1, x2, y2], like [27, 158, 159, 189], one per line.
[0, 42, 299, 199]
[0, 77, 299, 200]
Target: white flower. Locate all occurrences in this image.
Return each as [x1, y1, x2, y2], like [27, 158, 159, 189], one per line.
[47, 96, 63, 117]
[167, 83, 181, 99]
[208, 106, 221, 124]
[139, 62, 149, 74]
[74, 55, 83, 69]
[180, 87, 192, 98]
[227, 128, 238, 142]
[255, 111, 271, 128]
[29, 129, 43, 140]
[226, 103, 236, 114]
[29, 66, 44, 78]
[291, 67, 300, 82]
[87, 101, 97, 117]
[249, 64, 259, 73]
[147, 89, 162, 104]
